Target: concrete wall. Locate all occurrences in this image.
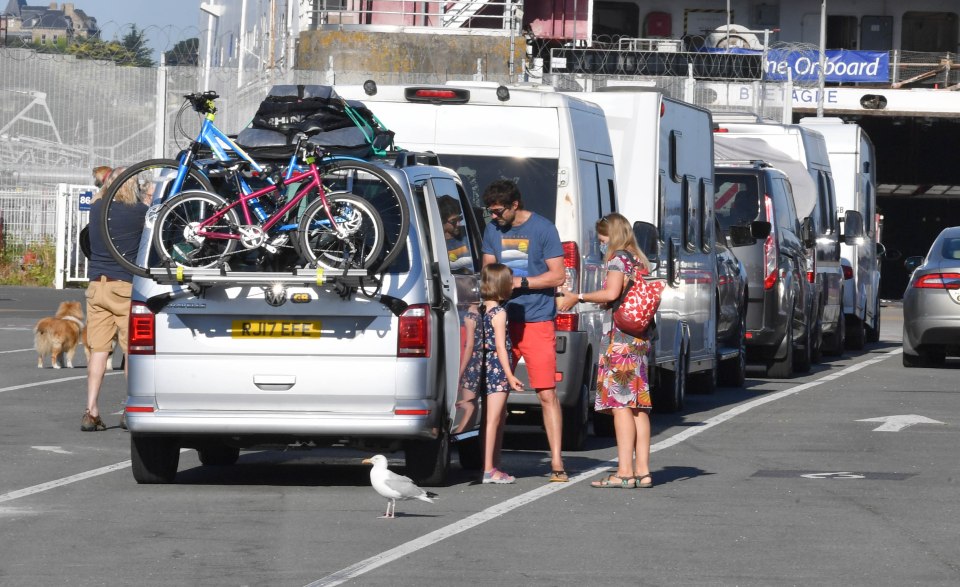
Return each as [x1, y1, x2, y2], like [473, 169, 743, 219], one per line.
[296, 30, 525, 79]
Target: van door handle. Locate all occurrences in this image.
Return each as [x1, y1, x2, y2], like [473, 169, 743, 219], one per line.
[253, 375, 296, 391]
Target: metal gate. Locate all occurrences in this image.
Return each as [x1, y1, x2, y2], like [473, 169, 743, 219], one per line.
[54, 183, 96, 289]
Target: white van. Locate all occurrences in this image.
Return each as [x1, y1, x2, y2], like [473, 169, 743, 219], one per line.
[713, 119, 844, 360]
[337, 82, 617, 449]
[566, 89, 723, 413]
[799, 117, 881, 347]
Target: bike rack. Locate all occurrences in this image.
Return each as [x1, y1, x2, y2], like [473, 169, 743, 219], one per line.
[147, 266, 372, 288]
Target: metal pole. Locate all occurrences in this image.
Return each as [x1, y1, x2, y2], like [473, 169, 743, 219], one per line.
[725, 0, 731, 51]
[816, 0, 826, 117]
[573, 0, 578, 48]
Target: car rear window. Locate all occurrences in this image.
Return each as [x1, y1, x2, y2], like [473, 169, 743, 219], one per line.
[437, 154, 559, 223]
[941, 237, 960, 260]
[715, 173, 761, 233]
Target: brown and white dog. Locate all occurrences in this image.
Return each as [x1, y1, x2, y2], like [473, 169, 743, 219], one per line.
[34, 301, 87, 369]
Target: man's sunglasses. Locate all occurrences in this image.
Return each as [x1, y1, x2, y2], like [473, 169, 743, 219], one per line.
[487, 206, 509, 217]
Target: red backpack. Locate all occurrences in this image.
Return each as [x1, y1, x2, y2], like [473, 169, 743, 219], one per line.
[612, 252, 666, 338]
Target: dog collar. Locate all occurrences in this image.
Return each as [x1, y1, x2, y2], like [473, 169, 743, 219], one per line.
[62, 316, 84, 328]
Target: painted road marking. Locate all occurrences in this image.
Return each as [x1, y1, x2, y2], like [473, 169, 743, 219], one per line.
[857, 414, 945, 432]
[32, 446, 73, 455]
[303, 347, 905, 587]
[0, 371, 121, 394]
[0, 347, 34, 353]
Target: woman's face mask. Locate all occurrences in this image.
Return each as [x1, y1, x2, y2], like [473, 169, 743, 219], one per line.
[599, 242, 608, 256]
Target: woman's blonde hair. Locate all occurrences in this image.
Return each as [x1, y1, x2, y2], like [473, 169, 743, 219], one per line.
[596, 213, 650, 271]
[91, 166, 139, 205]
[480, 263, 514, 302]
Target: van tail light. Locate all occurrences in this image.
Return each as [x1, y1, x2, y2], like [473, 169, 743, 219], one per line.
[398, 304, 430, 357]
[404, 87, 470, 103]
[806, 254, 816, 284]
[763, 195, 778, 290]
[128, 301, 155, 355]
[842, 265, 854, 280]
[912, 273, 960, 290]
[556, 241, 580, 332]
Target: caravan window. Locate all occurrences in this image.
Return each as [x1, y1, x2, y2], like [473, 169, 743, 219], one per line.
[435, 155, 560, 224]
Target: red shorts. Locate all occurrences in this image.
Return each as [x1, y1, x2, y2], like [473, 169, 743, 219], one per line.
[509, 320, 557, 390]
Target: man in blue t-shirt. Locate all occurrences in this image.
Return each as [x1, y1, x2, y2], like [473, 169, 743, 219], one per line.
[481, 179, 568, 482]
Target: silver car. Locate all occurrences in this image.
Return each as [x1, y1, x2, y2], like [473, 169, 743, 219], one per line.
[902, 226, 960, 367]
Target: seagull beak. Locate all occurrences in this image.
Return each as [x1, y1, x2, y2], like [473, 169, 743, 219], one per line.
[362, 458, 373, 465]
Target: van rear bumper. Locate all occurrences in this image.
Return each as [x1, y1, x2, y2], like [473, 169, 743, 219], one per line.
[125, 403, 440, 440]
[508, 330, 590, 408]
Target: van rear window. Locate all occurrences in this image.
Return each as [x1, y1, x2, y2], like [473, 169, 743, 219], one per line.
[437, 155, 559, 224]
[715, 174, 761, 233]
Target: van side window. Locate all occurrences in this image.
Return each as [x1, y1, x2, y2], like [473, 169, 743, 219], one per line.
[432, 177, 477, 275]
[817, 172, 836, 234]
[863, 180, 874, 236]
[776, 178, 800, 233]
[699, 178, 713, 253]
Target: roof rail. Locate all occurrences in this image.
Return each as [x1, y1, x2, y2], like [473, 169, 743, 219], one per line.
[715, 159, 772, 168]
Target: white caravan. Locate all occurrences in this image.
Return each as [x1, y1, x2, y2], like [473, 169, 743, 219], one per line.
[337, 81, 616, 448]
[799, 117, 881, 347]
[713, 119, 845, 359]
[568, 89, 720, 412]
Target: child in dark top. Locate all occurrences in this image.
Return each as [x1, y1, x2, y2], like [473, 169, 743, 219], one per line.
[461, 263, 524, 484]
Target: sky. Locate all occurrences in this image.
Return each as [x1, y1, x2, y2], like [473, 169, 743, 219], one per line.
[73, 0, 204, 59]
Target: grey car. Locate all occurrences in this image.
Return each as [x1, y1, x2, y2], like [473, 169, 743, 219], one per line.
[902, 226, 960, 367]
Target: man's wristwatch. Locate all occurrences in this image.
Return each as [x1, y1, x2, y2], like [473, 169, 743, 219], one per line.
[578, 293, 584, 303]
[520, 276, 529, 289]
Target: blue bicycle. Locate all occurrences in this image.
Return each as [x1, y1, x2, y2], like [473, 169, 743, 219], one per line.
[99, 91, 409, 279]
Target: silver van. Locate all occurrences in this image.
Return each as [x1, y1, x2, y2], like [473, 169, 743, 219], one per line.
[124, 155, 480, 486]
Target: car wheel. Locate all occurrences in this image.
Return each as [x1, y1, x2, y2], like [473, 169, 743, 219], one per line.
[592, 410, 616, 437]
[131, 435, 180, 484]
[456, 435, 483, 471]
[793, 309, 812, 373]
[653, 343, 686, 413]
[404, 427, 450, 487]
[846, 313, 866, 350]
[561, 379, 589, 451]
[902, 349, 922, 368]
[768, 309, 795, 379]
[866, 297, 881, 343]
[719, 310, 747, 388]
[823, 307, 846, 356]
[197, 443, 240, 466]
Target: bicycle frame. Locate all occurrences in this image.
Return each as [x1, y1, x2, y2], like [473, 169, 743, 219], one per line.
[193, 162, 339, 241]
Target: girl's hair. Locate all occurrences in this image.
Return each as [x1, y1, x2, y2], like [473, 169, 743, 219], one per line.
[91, 166, 139, 205]
[480, 263, 514, 302]
[596, 213, 650, 271]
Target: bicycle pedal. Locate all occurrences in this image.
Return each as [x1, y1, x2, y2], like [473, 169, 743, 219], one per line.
[264, 244, 278, 254]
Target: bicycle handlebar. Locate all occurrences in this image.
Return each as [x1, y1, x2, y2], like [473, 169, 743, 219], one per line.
[183, 91, 219, 114]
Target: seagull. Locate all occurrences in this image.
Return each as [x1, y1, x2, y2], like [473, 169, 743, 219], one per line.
[362, 454, 438, 518]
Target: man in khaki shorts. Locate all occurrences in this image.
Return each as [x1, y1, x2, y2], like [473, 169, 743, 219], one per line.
[81, 166, 148, 431]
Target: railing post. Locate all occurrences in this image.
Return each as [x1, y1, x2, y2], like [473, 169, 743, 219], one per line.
[154, 53, 167, 159]
[891, 50, 899, 85]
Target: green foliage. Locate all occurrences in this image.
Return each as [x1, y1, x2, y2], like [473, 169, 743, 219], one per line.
[3, 27, 155, 67]
[164, 38, 200, 66]
[0, 240, 56, 287]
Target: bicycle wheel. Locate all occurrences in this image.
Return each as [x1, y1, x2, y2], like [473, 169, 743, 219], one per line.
[317, 160, 409, 273]
[100, 158, 215, 278]
[297, 193, 385, 271]
[153, 190, 241, 270]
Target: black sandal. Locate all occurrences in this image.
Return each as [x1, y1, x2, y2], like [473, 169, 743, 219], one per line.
[635, 473, 653, 488]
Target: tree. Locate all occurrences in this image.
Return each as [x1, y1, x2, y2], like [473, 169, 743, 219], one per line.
[120, 25, 155, 67]
[164, 38, 200, 66]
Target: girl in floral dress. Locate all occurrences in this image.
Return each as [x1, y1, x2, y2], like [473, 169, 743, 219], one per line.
[461, 263, 524, 483]
[557, 213, 657, 489]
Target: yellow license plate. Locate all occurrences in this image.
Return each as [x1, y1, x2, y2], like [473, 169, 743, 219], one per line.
[232, 320, 322, 338]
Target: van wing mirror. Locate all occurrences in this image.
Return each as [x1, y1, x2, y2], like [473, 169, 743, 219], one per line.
[728, 225, 753, 246]
[843, 210, 865, 245]
[801, 217, 816, 248]
[750, 220, 771, 240]
[633, 221, 660, 270]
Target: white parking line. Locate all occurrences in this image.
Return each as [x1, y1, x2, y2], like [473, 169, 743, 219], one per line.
[305, 347, 904, 587]
[0, 371, 121, 394]
[0, 347, 33, 354]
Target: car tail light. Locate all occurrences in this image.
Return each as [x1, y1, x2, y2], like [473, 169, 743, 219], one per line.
[842, 265, 854, 280]
[556, 241, 580, 332]
[404, 87, 470, 103]
[912, 273, 960, 290]
[398, 304, 430, 357]
[806, 254, 816, 284]
[763, 195, 778, 290]
[128, 301, 155, 355]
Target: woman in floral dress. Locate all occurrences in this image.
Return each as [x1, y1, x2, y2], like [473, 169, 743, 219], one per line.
[557, 213, 656, 488]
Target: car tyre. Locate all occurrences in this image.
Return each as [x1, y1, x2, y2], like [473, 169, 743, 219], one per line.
[794, 312, 812, 373]
[846, 313, 866, 350]
[561, 379, 589, 451]
[404, 427, 450, 487]
[719, 310, 747, 387]
[866, 297, 881, 343]
[767, 309, 795, 379]
[592, 411, 616, 437]
[131, 435, 180, 484]
[823, 307, 846, 356]
[197, 443, 240, 466]
[456, 435, 483, 471]
[653, 343, 686, 413]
